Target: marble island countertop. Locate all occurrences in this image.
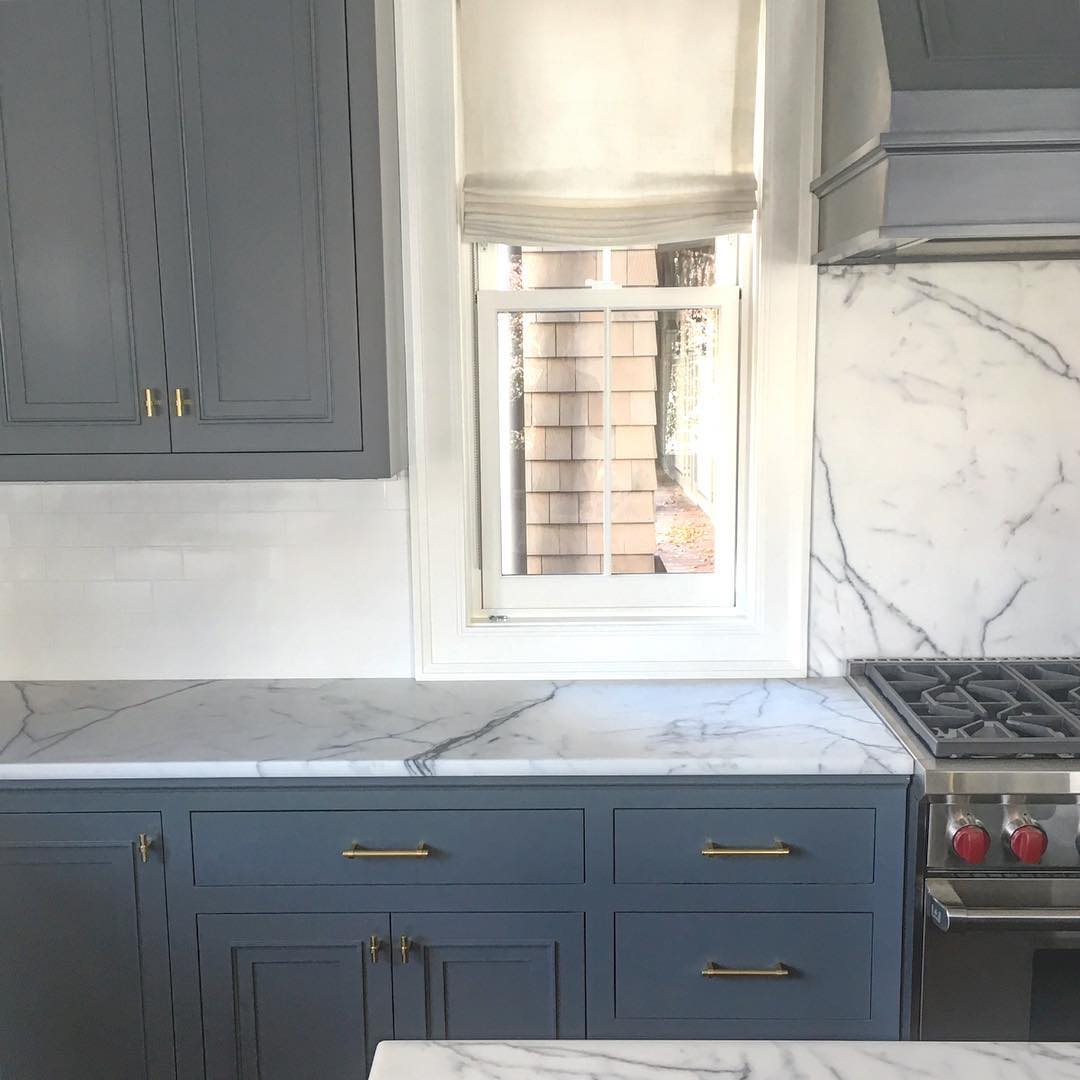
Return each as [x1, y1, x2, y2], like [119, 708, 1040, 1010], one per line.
[369, 1040, 1080, 1080]
[0, 677, 912, 780]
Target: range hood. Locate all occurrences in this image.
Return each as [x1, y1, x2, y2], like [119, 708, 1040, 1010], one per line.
[813, 0, 1080, 264]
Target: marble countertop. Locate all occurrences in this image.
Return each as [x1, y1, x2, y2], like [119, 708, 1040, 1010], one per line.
[369, 1041, 1080, 1080]
[0, 677, 912, 780]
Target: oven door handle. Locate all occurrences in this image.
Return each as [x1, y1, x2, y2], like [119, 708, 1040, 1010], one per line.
[927, 879, 1080, 933]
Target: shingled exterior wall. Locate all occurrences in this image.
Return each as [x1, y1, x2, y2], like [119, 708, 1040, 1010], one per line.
[520, 250, 659, 575]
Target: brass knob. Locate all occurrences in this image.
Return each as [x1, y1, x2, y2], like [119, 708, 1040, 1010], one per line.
[400, 935, 411, 964]
[370, 935, 380, 964]
[143, 388, 162, 418]
[137, 833, 153, 864]
[173, 387, 192, 417]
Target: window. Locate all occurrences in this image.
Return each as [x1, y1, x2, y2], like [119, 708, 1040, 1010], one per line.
[476, 238, 747, 614]
[396, 0, 822, 678]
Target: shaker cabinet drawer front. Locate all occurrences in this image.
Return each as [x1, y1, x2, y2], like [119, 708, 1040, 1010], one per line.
[191, 809, 584, 886]
[614, 808, 876, 884]
[615, 912, 873, 1021]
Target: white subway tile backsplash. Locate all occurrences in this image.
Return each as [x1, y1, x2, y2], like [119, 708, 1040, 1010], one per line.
[66, 512, 148, 547]
[83, 580, 154, 613]
[0, 486, 43, 513]
[244, 480, 322, 511]
[181, 546, 288, 581]
[40, 484, 120, 513]
[141, 512, 219, 546]
[44, 547, 115, 581]
[0, 548, 46, 581]
[0, 478, 413, 678]
[173, 482, 252, 512]
[213, 511, 287, 545]
[283, 510, 370, 545]
[8, 514, 76, 547]
[12, 580, 86, 612]
[115, 547, 184, 581]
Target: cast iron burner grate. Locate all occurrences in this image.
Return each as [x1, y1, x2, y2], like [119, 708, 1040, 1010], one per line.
[865, 660, 1080, 759]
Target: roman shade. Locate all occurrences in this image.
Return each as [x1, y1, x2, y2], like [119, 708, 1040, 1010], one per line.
[459, 0, 762, 246]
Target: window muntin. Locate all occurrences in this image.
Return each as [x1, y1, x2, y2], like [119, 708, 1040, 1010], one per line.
[477, 241, 745, 614]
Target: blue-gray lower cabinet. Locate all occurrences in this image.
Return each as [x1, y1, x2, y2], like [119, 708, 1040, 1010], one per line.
[0, 778, 909, 1079]
[0, 813, 175, 1080]
[391, 912, 586, 1040]
[198, 913, 393, 1080]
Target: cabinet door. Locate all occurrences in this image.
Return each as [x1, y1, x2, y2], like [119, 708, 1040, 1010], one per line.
[392, 912, 586, 1040]
[199, 913, 393, 1080]
[0, 813, 174, 1080]
[0, 1, 170, 454]
[145, 0, 378, 455]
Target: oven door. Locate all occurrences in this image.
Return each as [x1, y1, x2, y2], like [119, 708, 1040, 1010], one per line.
[921, 877, 1080, 1040]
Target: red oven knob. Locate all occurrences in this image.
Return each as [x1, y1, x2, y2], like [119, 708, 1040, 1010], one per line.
[951, 823, 991, 865]
[1008, 823, 1048, 865]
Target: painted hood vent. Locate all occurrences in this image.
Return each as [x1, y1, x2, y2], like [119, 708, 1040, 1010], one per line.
[813, 0, 1080, 264]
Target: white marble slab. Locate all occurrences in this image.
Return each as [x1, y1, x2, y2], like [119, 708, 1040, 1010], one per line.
[810, 261, 1080, 675]
[0, 677, 911, 779]
[369, 1040, 1080, 1080]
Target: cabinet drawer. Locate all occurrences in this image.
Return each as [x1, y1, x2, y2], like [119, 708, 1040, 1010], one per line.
[614, 808, 875, 884]
[191, 809, 584, 886]
[615, 912, 873, 1021]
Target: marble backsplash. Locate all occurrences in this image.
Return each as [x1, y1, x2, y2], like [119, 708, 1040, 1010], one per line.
[809, 261, 1080, 676]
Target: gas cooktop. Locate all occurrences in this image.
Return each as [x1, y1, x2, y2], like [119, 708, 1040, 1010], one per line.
[863, 660, 1080, 759]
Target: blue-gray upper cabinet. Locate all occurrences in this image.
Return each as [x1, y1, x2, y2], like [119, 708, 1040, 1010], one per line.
[144, 0, 389, 466]
[390, 912, 587, 1041]
[0, 0, 170, 456]
[198, 912, 394, 1080]
[0, 812, 175, 1080]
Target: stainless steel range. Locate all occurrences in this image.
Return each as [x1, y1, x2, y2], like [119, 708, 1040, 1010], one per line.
[850, 659, 1080, 1042]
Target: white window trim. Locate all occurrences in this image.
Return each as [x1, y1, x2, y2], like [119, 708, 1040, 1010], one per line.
[476, 285, 741, 613]
[396, 0, 824, 679]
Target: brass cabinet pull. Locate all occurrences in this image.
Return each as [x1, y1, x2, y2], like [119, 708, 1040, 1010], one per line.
[173, 387, 191, 417]
[399, 935, 411, 964]
[369, 935, 381, 964]
[137, 833, 153, 864]
[143, 388, 161, 418]
[701, 842, 791, 857]
[342, 843, 430, 859]
[702, 962, 790, 978]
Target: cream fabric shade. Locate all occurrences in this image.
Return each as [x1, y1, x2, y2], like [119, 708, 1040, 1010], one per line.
[459, 0, 761, 246]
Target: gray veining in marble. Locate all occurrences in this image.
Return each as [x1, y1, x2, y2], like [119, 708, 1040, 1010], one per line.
[810, 261, 1080, 675]
[369, 1040, 1080, 1080]
[0, 677, 912, 779]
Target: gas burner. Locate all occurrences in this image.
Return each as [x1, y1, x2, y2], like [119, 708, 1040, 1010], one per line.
[865, 660, 1080, 759]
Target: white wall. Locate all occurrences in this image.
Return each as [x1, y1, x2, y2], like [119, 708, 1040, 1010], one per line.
[809, 261, 1080, 674]
[0, 478, 413, 678]
[5, 262, 1077, 682]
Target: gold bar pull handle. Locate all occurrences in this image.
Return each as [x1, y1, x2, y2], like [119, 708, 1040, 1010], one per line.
[399, 935, 411, 964]
[702, 962, 790, 978]
[369, 935, 381, 964]
[342, 843, 430, 859]
[137, 833, 153, 864]
[173, 387, 191, 417]
[143, 388, 161, 418]
[701, 841, 792, 858]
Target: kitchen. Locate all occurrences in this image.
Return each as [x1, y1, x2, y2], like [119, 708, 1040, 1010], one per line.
[1, 1, 1079, 1078]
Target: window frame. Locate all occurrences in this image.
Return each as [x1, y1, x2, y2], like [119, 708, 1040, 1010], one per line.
[476, 283, 742, 614]
[396, 0, 824, 679]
